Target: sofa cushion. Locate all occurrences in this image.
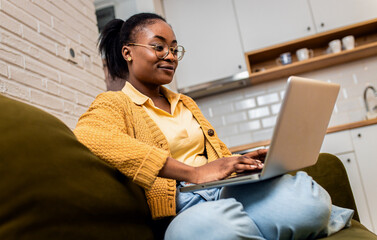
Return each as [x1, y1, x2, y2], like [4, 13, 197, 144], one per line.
[0, 95, 153, 240]
[319, 220, 377, 239]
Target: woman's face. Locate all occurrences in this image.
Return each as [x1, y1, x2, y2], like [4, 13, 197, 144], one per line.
[125, 20, 178, 87]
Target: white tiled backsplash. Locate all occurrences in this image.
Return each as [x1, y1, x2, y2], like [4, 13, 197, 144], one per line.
[196, 56, 377, 148]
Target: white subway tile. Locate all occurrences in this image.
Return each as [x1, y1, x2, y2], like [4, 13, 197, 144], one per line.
[248, 106, 270, 119]
[336, 98, 363, 112]
[347, 109, 367, 123]
[257, 92, 279, 106]
[234, 98, 256, 111]
[212, 103, 234, 116]
[266, 79, 286, 92]
[224, 111, 247, 124]
[244, 84, 267, 98]
[216, 125, 238, 138]
[262, 116, 277, 128]
[271, 103, 281, 115]
[228, 132, 254, 148]
[238, 120, 261, 131]
[218, 88, 244, 104]
[208, 116, 225, 128]
[252, 128, 274, 142]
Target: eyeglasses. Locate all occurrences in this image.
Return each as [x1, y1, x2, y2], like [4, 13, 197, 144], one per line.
[127, 43, 185, 61]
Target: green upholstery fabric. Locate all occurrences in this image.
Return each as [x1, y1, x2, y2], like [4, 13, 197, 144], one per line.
[0, 95, 153, 240]
[320, 220, 377, 239]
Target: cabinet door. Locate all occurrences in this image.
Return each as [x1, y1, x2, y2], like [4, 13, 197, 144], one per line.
[336, 153, 374, 232]
[351, 125, 377, 233]
[320, 131, 353, 155]
[163, 0, 246, 89]
[309, 0, 377, 33]
[233, 0, 315, 52]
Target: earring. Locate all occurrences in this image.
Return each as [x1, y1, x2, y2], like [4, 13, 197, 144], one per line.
[127, 56, 132, 62]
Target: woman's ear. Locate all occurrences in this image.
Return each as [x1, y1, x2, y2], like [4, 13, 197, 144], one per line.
[122, 46, 132, 62]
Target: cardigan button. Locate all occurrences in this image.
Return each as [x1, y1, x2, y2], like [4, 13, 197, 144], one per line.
[208, 129, 215, 136]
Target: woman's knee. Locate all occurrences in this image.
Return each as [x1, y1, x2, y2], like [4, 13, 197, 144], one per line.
[164, 198, 264, 240]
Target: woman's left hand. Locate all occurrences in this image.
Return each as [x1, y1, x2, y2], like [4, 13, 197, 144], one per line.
[242, 148, 268, 163]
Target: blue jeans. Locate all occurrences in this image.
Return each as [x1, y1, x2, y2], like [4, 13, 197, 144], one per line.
[165, 172, 354, 240]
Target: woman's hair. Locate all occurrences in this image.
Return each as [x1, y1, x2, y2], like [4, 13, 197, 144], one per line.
[98, 13, 166, 80]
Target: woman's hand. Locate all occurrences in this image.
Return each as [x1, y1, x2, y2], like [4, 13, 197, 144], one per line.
[192, 155, 264, 184]
[242, 148, 268, 163]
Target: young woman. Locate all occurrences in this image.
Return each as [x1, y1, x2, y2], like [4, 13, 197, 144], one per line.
[74, 13, 353, 240]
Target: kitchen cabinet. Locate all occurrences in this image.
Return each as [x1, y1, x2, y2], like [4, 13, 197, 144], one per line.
[234, 0, 377, 52]
[336, 153, 373, 232]
[234, 0, 315, 52]
[309, 0, 377, 33]
[321, 127, 377, 233]
[350, 125, 377, 233]
[163, 0, 246, 90]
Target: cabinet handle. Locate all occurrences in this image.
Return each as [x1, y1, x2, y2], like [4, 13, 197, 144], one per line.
[238, 65, 242, 69]
[357, 133, 362, 138]
[320, 22, 325, 27]
[307, 26, 311, 31]
[347, 158, 351, 163]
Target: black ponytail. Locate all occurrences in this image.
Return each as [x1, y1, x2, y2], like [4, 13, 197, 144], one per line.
[98, 13, 166, 80]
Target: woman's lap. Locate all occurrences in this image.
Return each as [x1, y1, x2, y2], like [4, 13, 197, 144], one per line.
[165, 172, 353, 240]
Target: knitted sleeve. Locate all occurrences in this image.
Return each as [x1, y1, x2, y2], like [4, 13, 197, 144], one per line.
[73, 92, 169, 190]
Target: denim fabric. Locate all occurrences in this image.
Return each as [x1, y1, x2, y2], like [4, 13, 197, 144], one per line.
[165, 172, 354, 240]
[176, 181, 221, 214]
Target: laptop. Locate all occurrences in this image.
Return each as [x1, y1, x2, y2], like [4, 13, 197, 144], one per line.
[180, 76, 340, 192]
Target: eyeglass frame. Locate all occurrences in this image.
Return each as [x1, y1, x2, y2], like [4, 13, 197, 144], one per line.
[127, 43, 185, 61]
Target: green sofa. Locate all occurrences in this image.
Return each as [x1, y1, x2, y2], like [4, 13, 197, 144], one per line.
[0, 94, 376, 240]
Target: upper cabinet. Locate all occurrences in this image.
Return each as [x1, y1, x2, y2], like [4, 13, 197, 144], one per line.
[234, 0, 316, 52]
[309, 0, 377, 33]
[163, 0, 247, 90]
[234, 0, 377, 52]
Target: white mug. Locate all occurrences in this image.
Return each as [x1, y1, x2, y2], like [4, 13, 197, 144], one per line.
[342, 35, 355, 50]
[296, 48, 314, 61]
[276, 52, 292, 65]
[328, 39, 342, 53]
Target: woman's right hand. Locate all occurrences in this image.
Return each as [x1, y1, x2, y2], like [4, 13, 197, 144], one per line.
[192, 155, 264, 184]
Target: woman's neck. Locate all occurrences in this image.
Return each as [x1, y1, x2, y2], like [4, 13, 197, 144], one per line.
[127, 79, 162, 99]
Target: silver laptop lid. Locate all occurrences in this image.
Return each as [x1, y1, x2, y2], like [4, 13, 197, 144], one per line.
[260, 76, 340, 179]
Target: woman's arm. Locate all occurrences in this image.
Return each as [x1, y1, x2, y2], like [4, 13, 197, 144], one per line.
[74, 93, 169, 190]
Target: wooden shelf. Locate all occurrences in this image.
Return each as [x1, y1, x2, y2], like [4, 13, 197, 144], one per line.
[245, 18, 377, 84]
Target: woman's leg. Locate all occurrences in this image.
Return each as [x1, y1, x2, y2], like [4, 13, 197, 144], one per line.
[220, 171, 353, 239]
[165, 198, 266, 240]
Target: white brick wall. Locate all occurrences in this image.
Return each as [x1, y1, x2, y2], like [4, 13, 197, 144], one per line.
[0, 0, 105, 129]
[196, 56, 377, 148]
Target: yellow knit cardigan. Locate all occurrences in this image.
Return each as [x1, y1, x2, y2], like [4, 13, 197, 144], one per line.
[74, 91, 232, 219]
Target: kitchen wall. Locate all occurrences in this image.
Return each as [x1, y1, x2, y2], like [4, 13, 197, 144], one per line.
[196, 55, 377, 148]
[0, 0, 104, 129]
